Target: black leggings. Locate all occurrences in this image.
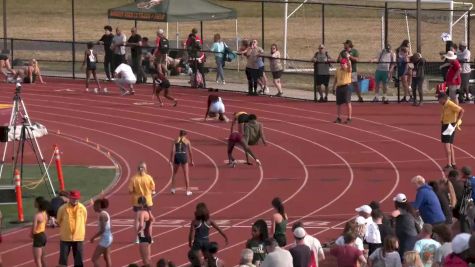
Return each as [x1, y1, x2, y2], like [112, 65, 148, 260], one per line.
[191, 61, 206, 88]
[227, 140, 257, 163]
[411, 77, 424, 103]
[103, 54, 112, 80]
[245, 68, 259, 95]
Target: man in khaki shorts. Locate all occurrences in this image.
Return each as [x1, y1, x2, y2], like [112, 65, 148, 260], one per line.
[443, 51, 462, 104]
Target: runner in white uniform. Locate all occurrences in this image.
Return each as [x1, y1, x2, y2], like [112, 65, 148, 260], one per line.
[114, 63, 136, 95]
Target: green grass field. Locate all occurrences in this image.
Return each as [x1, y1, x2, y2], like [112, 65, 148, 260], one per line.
[0, 164, 116, 229]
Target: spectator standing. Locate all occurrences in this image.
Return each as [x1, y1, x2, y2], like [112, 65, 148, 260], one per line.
[97, 25, 114, 81]
[438, 93, 464, 170]
[372, 44, 395, 104]
[391, 193, 419, 258]
[460, 166, 475, 201]
[411, 175, 446, 225]
[243, 40, 264, 96]
[410, 53, 426, 106]
[206, 242, 225, 267]
[457, 41, 471, 103]
[57, 190, 87, 267]
[413, 224, 441, 267]
[270, 44, 284, 96]
[432, 224, 453, 267]
[330, 232, 367, 267]
[127, 27, 145, 84]
[246, 219, 269, 266]
[260, 238, 293, 267]
[444, 51, 462, 104]
[428, 181, 453, 224]
[140, 37, 153, 83]
[271, 197, 288, 247]
[313, 44, 332, 102]
[335, 221, 365, 251]
[186, 32, 206, 89]
[368, 236, 402, 267]
[372, 209, 395, 247]
[291, 222, 325, 267]
[443, 233, 471, 266]
[338, 40, 363, 102]
[31, 197, 48, 267]
[289, 227, 311, 267]
[210, 33, 226, 85]
[90, 198, 112, 267]
[239, 249, 256, 267]
[332, 57, 352, 124]
[403, 251, 424, 267]
[110, 27, 127, 72]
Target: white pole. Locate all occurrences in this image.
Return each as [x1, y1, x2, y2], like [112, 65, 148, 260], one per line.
[381, 14, 384, 50]
[405, 10, 412, 54]
[284, 0, 289, 61]
[236, 19, 240, 72]
[176, 22, 179, 48]
[449, 1, 454, 39]
[166, 22, 169, 39]
[464, 13, 468, 44]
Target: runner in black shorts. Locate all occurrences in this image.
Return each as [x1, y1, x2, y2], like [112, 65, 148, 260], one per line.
[32, 197, 49, 267]
[170, 130, 194, 196]
[136, 196, 153, 267]
[81, 42, 104, 94]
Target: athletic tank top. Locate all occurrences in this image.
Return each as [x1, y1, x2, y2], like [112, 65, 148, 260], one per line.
[101, 211, 112, 238]
[175, 137, 188, 154]
[274, 218, 287, 237]
[87, 50, 96, 63]
[194, 220, 210, 241]
[34, 211, 47, 234]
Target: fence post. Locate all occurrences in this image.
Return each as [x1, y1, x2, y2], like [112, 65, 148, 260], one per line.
[261, 1, 265, 50]
[384, 3, 388, 48]
[71, 0, 76, 79]
[321, 3, 325, 45]
[468, 11, 471, 50]
[10, 38, 13, 61]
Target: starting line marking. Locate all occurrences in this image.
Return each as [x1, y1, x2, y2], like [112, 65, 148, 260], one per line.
[133, 102, 155, 106]
[54, 89, 75, 92]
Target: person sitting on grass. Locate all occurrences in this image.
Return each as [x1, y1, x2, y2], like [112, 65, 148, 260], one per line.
[14, 59, 45, 84]
[81, 42, 105, 94]
[113, 62, 136, 96]
[204, 94, 228, 122]
[154, 73, 177, 107]
[332, 57, 352, 124]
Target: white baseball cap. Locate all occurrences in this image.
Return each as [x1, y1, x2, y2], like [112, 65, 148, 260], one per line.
[393, 193, 407, 203]
[452, 233, 471, 254]
[355, 216, 366, 225]
[293, 227, 306, 239]
[355, 205, 372, 214]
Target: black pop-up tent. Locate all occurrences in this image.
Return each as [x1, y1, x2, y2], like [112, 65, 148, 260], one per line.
[108, 0, 238, 50]
[108, 0, 237, 22]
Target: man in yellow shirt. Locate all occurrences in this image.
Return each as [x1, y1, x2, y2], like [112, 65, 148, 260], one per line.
[332, 57, 353, 124]
[57, 190, 87, 267]
[438, 93, 464, 170]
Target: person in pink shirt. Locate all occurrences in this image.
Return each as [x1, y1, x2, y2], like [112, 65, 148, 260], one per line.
[443, 51, 462, 104]
[330, 232, 367, 267]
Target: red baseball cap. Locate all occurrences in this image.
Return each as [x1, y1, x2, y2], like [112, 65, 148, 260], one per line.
[69, 190, 81, 200]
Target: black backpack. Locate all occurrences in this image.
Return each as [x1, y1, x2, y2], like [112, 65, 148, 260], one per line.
[159, 37, 170, 54]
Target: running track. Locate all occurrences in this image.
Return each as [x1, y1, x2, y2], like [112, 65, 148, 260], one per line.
[1, 78, 474, 266]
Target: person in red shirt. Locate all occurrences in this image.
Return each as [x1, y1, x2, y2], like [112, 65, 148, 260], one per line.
[444, 51, 462, 104]
[330, 232, 367, 267]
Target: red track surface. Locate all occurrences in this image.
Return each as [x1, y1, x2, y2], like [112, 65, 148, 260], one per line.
[1, 78, 475, 266]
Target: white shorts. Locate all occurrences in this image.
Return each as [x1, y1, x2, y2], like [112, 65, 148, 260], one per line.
[209, 99, 225, 114]
[351, 72, 358, 83]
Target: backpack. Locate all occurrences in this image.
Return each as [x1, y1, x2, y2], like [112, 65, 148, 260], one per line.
[159, 37, 169, 54]
[223, 43, 235, 62]
[190, 71, 203, 88]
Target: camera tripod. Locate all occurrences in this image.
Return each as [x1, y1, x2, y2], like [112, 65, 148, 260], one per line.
[0, 82, 56, 197]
